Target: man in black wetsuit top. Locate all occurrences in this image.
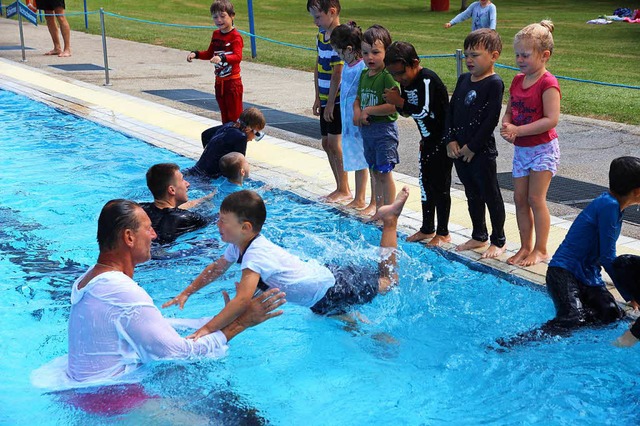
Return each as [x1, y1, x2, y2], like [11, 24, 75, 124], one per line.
[140, 163, 212, 244]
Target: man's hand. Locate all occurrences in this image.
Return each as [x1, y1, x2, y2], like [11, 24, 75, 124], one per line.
[236, 288, 286, 329]
[162, 293, 190, 310]
[383, 87, 403, 108]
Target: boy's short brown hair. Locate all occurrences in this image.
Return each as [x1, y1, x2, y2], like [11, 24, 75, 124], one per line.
[220, 190, 266, 232]
[464, 28, 502, 54]
[610, 156, 640, 196]
[238, 107, 266, 131]
[306, 0, 340, 14]
[363, 24, 392, 49]
[210, 0, 235, 17]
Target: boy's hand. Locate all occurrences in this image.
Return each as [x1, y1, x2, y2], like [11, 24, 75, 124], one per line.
[186, 52, 196, 62]
[162, 293, 189, 310]
[447, 141, 461, 159]
[444, 22, 452, 29]
[613, 330, 639, 348]
[324, 102, 335, 122]
[360, 108, 371, 126]
[312, 98, 321, 116]
[210, 55, 222, 65]
[459, 145, 475, 163]
[383, 87, 403, 107]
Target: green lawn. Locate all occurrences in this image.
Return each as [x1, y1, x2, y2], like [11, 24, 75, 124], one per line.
[59, 0, 640, 124]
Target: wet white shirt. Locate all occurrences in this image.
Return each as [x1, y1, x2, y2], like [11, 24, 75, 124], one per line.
[224, 235, 335, 308]
[32, 269, 227, 390]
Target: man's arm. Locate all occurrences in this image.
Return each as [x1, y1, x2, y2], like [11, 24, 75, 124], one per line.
[220, 288, 286, 341]
[179, 190, 216, 210]
[162, 256, 232, 309]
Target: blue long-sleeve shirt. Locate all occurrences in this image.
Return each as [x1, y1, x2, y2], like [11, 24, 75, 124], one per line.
[449, 1, 497, 31]
[549, 192, 623, 287]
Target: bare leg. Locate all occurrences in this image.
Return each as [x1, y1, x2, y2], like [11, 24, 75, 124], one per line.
[324, 133, 352, 202]
[520, 171, 553, 266]
[359, 171, 377, 216]
[44, 12, 62, 55]
[507, 176, 533, 265]
[55, 7, 72, 57]
[346, 168, 368, 209]
[373, 186, 410, 293]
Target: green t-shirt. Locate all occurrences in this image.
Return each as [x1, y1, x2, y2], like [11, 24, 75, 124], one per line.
[357, 68, 399, 123]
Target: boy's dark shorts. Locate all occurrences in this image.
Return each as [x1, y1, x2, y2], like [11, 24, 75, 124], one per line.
[36, 0, 65, 9]
[310, 264, 379, 316]
[320, 104, 342, 136]
[361, 121, 399, 172]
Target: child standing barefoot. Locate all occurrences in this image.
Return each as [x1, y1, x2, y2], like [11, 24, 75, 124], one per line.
[501, 20, 561, 267]
[330, 22, 376, 215]
[354, 25, 400, 212]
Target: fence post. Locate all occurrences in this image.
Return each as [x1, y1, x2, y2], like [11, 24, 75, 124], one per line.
[247, 0, 257, 58]
[17, 4, 26, 61]
[455, 49, 463, 78]
[83, 0, 88, 29]
[99, 8, 111, 86]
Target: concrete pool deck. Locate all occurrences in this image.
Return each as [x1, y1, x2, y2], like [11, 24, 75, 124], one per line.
[1, 18, 639, 299]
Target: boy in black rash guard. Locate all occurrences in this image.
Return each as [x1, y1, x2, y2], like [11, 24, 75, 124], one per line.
[185, 107, 266, 179]
[445, 29, 506, 259]
[383, 41, 452, 247]
[140, 163, 211, 244]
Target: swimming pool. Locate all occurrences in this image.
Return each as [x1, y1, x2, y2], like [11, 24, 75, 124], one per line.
[2, 88, 639, 425]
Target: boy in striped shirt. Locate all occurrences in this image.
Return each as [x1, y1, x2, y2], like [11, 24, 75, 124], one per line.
[308, 0, 350, 203]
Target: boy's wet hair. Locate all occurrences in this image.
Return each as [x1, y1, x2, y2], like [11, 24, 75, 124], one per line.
[514, 20, 555, 55]
[609, 156, 640, 196]
[210, 0, 235, 17]
[220, 190, 266, 232]
[329, 21, 362, 55]
[363, 24, 392, 49]
[146, 163, 180, 200]
[464, 28, 502, 54]
[219, 152, 245, 180]
[306, 0, 340, 14]
[238, 107, 266, 131]
[384, 41, 420, 67]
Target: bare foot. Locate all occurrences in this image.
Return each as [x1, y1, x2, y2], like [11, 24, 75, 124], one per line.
[320, 190, 338, 201]
[370, 186, 410, 222]
[58, 50, 72, 58]
[507, 247, 531, 265]
[482, 244, 506, 259]
[45, 49, 62, 56]
[406, 231, 435, 243]
[456, 238, 488, 252]
[358, 203, 377, 217]
[427, 234, 452, 247]
[326, 191, 353, 204]
[518, 249, 549, 267]
[346, 199, 366, 209]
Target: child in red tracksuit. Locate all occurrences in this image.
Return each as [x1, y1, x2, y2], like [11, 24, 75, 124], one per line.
[187, 0, 244, 123]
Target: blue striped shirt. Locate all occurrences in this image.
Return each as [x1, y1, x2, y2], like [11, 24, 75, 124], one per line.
[316, 30, 342, 107]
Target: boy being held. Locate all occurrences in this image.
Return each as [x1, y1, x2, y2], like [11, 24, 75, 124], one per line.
[383, 42, 452, 246]
[354, 25, 400, 211]
[187, 0, 244, 123]
[445, 29, 506, 258]
[307, 0, 350, 203]
[163, 187, 411, 338]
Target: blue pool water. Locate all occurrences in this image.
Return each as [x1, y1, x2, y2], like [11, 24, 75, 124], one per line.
[1, 88, 639, 425]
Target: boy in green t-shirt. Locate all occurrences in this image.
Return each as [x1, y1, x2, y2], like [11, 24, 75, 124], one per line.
[353, 25, 400, 214]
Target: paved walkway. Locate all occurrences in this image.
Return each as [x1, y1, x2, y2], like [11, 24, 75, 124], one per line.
[1, 18, 640, 294]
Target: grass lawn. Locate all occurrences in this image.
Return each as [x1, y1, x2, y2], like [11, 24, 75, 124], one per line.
[59, 0, 640, 124]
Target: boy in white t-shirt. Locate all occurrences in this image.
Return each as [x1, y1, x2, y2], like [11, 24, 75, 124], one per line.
[163, 187, 410, 339]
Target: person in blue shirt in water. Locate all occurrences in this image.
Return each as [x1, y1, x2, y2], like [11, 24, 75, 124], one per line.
[498, 156, 640, 347]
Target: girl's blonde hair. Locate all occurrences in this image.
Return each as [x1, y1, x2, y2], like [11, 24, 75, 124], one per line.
[514, 20, 555, 55]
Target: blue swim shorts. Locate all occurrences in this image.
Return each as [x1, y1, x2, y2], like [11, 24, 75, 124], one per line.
[361, 121, 399, 173]
[310, 264, 379, 316]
